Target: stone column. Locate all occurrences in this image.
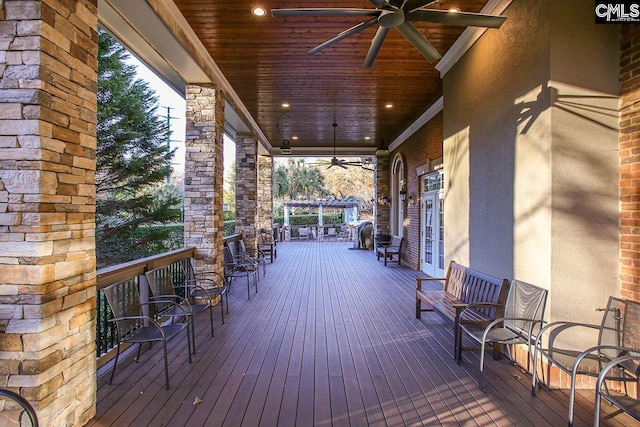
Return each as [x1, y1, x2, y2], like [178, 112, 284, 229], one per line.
[235, 133, 258, 248]
[257, 154, 273, 233]
[184, 84, 225, 274]
[0, 1, 98, 425]
[374, 155, 391, 234]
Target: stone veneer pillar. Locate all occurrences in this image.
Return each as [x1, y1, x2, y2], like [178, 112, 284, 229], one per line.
[257, 155, 273, 233]
[184, 84, 225, 274]
[235, 133, 258, 247]
[374, 155, 391, 235]
[0, 1, 98, 425]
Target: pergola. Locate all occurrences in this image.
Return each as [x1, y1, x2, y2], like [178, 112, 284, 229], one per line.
[282, 200, 359, 227]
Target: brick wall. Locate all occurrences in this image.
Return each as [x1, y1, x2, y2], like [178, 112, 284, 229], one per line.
[184, 84, 225, 274]
[0, 0, 98, 425]
[390, 112, 443, 269]
[374, 155, 390, 234]
[619, 24, 640, 303]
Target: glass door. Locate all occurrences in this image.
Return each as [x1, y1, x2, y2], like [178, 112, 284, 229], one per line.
[421, 171, 444, 277]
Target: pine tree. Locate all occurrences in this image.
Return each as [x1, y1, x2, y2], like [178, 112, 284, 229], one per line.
[96, 30, 182, 267]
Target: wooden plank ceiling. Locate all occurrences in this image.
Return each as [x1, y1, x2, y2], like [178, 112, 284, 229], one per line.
[174, 0, 493, 155]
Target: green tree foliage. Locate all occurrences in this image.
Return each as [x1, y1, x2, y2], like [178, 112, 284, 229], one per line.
[96, 31, 182, 268]
[274, 159, 327, 200]
[224, 158, 236, 212]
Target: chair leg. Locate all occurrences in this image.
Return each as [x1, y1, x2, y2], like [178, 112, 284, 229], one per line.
[209, 305, 215, 337]
[109, 343, 122, 385]
[479, 340, 486, 390]
[162, 339, 170, 390]
[191, 316, 197, 354]
[568, 374, 578, 427]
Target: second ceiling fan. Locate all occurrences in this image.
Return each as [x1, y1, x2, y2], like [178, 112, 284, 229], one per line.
[311, 123, 373, 170]
[271, 0, 507, 68]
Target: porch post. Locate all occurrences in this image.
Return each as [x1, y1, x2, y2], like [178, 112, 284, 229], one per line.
[184, 84, 225, 274]
[235, 133, 258, 248]
[375, 155, 391, 234]
[0, 1, 98, 425]
[257, 154, 273, 234]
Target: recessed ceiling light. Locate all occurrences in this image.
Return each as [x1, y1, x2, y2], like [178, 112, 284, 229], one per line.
[292, 136, 298, 140]
[385, 103, 393, 109]
[281, 102, 290, 108]
[448, 8, 460, 13]
[252, 7, 267, 17]
[364, 136, 370, 140]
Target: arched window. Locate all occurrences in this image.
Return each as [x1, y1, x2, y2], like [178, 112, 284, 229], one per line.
[391, 154, 405, 236]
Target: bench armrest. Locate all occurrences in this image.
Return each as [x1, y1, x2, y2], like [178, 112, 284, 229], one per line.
[415, 277, 445, 291]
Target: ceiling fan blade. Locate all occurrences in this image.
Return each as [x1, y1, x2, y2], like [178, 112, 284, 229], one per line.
[272, 8, 379, 17]
[368, 0, 388, 8]
[404, 0, 441, 12]
[364, 26, 390, 68]
[308, 18, 379, 55]
[407, 9, 506, 28]
[395, 22, 441, 62]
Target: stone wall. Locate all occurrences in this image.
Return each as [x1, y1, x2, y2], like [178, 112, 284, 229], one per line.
[0, 0, 98, 425]
[184, 84, 225, 274]
[235, 133, 258, 247]
[257, 155, 273, 233]
[620, 24, 640, 303]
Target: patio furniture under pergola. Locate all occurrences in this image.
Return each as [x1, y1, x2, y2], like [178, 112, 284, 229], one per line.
[282, 200, 359, 228]
[283, 200, 360, 241]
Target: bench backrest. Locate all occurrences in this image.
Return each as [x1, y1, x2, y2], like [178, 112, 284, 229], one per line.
[445, 261, 509, 318]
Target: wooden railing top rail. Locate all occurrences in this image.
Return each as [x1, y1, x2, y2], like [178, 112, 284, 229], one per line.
[96, 247, 196, 290]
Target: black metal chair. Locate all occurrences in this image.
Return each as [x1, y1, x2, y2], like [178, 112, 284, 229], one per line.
[102, 279, 191, 390]
[458, 279, 548, 389]
[179, 260, 229, 320]
[257, 231, 276, 262]
[223, 246, 258, 299]
[145, 265, 220, 354]
[238, 238, 267, 278]
[532, 296, 640, 426]
[0, 388, 38, 426]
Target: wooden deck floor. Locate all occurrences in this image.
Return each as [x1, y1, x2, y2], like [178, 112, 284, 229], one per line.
[89, 241, 637, 426]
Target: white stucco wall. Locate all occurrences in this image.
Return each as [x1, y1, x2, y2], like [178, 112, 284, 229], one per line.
[442, 0, 619, 333]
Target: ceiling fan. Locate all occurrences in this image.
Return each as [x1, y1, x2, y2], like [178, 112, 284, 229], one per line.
[271, 0, 506, 68]
[311, 123, 374, 170]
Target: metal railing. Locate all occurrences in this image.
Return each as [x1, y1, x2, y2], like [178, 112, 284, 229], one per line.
[95, 247, 196, 360]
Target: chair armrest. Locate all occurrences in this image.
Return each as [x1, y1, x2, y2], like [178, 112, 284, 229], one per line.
[572, 344, 640, 374]
[109, 315, 164, 330]
[141, 300, 191, 317]
[534, 321, 601, 351]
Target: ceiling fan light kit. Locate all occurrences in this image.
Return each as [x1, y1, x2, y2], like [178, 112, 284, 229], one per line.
[271, 0, 506, 68]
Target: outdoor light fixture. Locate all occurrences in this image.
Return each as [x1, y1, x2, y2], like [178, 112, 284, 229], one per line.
[400, 188, 407, 203]
[379, 195, 389, 206]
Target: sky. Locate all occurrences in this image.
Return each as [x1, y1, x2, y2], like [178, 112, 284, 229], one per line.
[127, 55, 236, 173]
